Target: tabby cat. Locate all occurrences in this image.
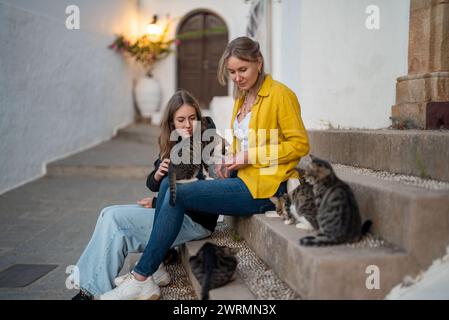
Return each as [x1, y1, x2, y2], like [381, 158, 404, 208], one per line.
[299, 155, 372, 246]
[189, 242, 238, 300]
[270, 172, 318, 230]
[168, 136, 213, 207]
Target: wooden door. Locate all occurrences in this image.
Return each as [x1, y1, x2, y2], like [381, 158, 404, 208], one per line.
[177, 12, 229, 108]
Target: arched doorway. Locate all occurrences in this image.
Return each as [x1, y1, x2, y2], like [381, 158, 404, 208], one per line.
[177, 10, 229, 108]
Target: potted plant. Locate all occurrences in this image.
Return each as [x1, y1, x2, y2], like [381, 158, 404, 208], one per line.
[109, 15, 178, 119]
[109, 16, 227, 120]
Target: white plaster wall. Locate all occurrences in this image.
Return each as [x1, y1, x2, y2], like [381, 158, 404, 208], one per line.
[0, 0, 139, 194]
[271, 0, 410, 129]
[139, 0, 251, 114]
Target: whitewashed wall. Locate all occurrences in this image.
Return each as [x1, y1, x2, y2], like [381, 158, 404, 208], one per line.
[139, 0, 251, 115]
[0, 0, 139, 194]
[271, 0, 410, 129]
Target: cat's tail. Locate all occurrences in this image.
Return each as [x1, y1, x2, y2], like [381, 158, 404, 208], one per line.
[361, 220, 372, 235]
[201, 286, 210, 300]
[201, 253, 214, 300]
[168, 162, 176, 207]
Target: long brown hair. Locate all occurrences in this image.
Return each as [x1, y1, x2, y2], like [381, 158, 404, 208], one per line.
[217, 36, 266, 99]
[158, 90, 204, 159]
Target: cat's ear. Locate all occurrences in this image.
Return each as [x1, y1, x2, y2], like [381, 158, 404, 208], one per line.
[269, 197, 279, 205]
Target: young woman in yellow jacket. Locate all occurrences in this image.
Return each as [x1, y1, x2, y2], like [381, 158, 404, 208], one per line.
[101, 36, 310, 300]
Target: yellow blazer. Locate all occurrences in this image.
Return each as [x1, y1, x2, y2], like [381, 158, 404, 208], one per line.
[230, 74, 309, 199]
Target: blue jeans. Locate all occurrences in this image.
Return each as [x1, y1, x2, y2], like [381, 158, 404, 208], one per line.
[134, 176, 286, 277]
[75, 204, 211, 296]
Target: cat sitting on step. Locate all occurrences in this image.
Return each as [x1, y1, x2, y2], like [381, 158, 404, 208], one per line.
[189, 242, 238, 300]
[270, 171, 319, 231]
[299, 155, 372, 246]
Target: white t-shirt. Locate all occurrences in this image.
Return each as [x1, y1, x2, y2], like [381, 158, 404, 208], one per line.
[233, 112, 251, 151]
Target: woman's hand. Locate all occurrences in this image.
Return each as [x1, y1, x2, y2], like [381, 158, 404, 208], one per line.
[224, 151, 249, 172]
[137, 197, 154, 208]
[154, 158, 170, 182]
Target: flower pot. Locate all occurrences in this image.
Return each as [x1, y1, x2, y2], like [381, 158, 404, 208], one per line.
[134, 75, 161, 118]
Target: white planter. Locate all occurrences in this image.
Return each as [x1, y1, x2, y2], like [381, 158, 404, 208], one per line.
[134, 76, 161, 118]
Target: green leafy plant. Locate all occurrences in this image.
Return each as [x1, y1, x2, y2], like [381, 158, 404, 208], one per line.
[109, 20, 175, 76]
[109, 17, 226, 77]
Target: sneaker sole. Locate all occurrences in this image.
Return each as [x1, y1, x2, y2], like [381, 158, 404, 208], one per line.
[114, 273, 171, 287]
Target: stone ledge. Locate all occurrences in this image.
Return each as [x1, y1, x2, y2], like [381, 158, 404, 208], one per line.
[308, 129, 449, 181]
[225, 214, 415, 299]
[333, 166, 449, 268]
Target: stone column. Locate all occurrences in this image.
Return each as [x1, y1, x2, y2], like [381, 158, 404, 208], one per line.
[392, 0, 449, 129]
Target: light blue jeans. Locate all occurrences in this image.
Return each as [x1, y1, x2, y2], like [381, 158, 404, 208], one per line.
[75, 204, 211, 296]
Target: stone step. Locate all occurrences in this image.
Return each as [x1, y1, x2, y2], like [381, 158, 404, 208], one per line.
[333, 166, 449, 269]
[225, 214, 414, 299]
[225, 165, 449, 299]
[308, 129, 449, 182]
[180, 239, 256, 300]
[115, 123, 160, 144]
[46, 137, 157, 179]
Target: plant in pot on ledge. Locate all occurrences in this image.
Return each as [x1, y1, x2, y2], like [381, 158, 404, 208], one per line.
[109, 15, 177, 122]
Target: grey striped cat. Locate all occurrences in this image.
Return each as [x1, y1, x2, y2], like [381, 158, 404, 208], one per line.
[299, 155, 372, 246]
[168, 136, 213, 207]
[189, 242, 238, 300]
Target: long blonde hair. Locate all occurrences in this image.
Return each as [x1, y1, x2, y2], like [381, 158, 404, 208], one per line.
[159, 90, 204, 159]
[217, 36, 266, 99]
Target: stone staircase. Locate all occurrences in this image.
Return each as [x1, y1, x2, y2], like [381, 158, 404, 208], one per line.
[226, 129, 449, 299]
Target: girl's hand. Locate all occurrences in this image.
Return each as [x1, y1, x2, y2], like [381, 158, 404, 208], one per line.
[154, 158, 170, 182]
[224, 151, 249, 172]
[214, 161, 229, 179]
[137, 197, 154, 208]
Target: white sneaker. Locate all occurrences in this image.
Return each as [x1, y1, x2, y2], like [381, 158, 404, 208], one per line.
[114, 263, 171, 287]
[100, 273, 160, 300]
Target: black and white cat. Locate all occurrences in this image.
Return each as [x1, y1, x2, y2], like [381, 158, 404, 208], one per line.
[189, 242, 238, 300]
